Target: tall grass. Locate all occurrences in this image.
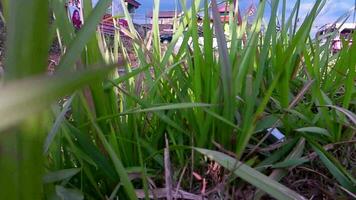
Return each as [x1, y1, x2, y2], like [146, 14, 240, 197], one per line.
[0, 0, 355, 199]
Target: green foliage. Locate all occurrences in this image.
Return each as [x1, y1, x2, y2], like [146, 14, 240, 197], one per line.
[0, 0, 355, 199]
[195, 148, 306, 200]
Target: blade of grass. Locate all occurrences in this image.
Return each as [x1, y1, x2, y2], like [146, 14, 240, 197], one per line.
[57, 0, 111, 72]
[0, 67, 113, 131]
[195, 148, 307, 200]
[44, 95, 74, 154]
[211, 0, 233, 146]
[79, 93, 138, 200]
[305, 136, 356, 192]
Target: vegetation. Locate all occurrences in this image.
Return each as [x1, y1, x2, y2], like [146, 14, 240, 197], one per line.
[0, 0, 355, 199]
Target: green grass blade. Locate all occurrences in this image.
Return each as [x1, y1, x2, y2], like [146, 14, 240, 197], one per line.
[0, 66, 113, 131]
[295, 127, 331, 137]
[80, 94, 138, 200]
[43, 168, 81, 184]
[44, 95, 74, 154]
[305, 136, 356, 192]
[195, 148, 307, 200]
[57, 0, 111, 72]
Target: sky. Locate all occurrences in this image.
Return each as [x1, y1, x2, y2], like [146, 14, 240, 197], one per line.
[133, 0, 356, 34]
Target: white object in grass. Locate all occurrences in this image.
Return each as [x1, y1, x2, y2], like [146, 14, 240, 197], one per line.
[267, 128, 285, 142]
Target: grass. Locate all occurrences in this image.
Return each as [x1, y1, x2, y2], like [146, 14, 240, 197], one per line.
[0, 0, 355, 199]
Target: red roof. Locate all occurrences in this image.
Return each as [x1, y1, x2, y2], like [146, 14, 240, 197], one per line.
[126, 0, 140, 8]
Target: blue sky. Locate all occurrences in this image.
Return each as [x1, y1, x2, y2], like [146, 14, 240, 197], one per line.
[279, 0, 355, 32]
[134, 0, 355, 33]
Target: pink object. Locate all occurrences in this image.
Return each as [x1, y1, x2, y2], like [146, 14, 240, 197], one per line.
[118, 19, 129, 28]
[71, 10, 82, 29]
[218, 3, 229, 13]
[192, 172, 202, 181]
[332, 39, 342, 51]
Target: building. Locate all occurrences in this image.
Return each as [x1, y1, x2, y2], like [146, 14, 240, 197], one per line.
[145, 11, 177, 37]
[125, 0, 140, 13]
[316, 23, 355, 52]
[147, 11, 176, 25]
[96, 0, 141, 36]
[218, 3, 230, 23]
[216, 1, 255, 24]
[89, 0, 140, 14]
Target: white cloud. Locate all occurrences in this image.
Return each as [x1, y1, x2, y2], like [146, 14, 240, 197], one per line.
[283, 0, 355, 36]
[313, 0, 355, 34]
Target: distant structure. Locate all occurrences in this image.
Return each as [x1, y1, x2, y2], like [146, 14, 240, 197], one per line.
[143, 11, 178, 42]
[124, 0, 141, 13]
[215, 0, 255, 24]
[146, 11, 176, 36]
[90, 0, 140, 14]
[99, 0, 141, 36]
[316, 23, 355, 52]
[217, 3, 231, 22]
[147, 11, 176, 25]
[142, 0, 255, 43]
[65, 0, 141, 35]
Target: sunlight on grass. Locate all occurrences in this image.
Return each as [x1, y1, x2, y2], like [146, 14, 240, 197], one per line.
[0, 0, 355, 199]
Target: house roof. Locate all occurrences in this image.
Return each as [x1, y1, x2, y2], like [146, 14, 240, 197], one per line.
[336, 23, 356, 30]
[126, 0, 140, 8]
[318, 23, 356, 33]
[147, 11, 176, 18]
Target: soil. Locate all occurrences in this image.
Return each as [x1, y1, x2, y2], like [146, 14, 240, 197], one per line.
[280, 143, 356, 200]
[180, 140, 356, 200]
